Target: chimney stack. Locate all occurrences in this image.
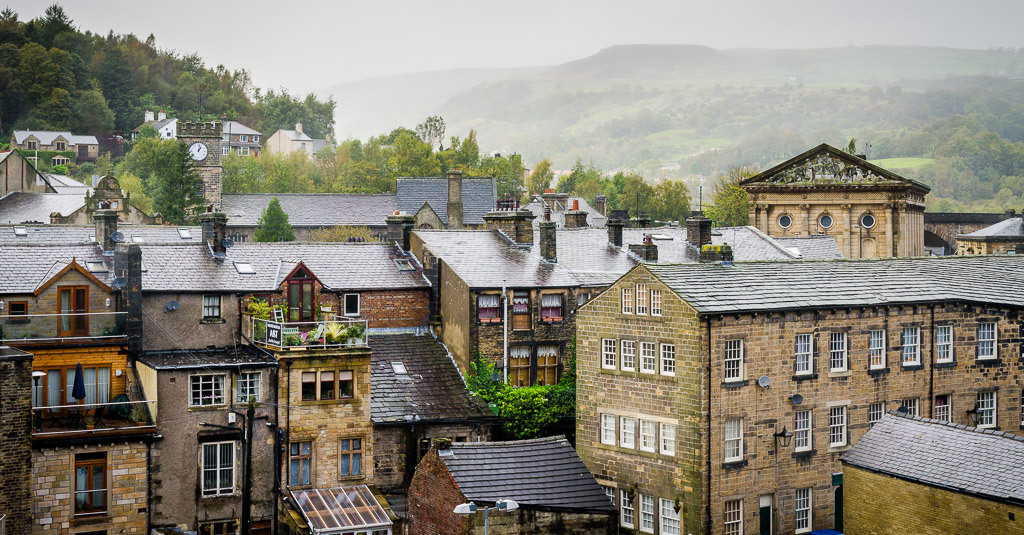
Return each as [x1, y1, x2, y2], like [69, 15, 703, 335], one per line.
[386, 211, 416, 251]
[628, 234, 658, 262]
[634, 213, 653, 228]
[144, 110, 154, 123]
[447, 169, 464, 229]
[201, 210, 229, 258]
[593, 194, 607, 216]
[95, 208, 119, 253]
[483, 204, 536, 246]
[157, 110, 166, 121]
[699, 244, 734, 264]
[608, 218, 625, 247]
[564, 199, 589, 228]
[539, 220, 557, 262]
[115, 244, 144, 353]
[295, 122, 303, 134]
[686, 217, 713, 248]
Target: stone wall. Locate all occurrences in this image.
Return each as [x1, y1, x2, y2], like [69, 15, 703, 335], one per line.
[141, 293, 240, 351]
[466, 508, 616, 535]
[0, 349, 32, 534]
[924, 211, 1011, 253]
[842, 465, 1024, 535]
[373, 423, 491, 493]
[32, 441, 148, 534]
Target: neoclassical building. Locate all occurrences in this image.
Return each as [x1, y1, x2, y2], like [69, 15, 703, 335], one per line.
[742, 144, 930, 258]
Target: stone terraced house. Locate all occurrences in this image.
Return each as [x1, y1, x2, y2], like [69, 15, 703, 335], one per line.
[576, 255, 1024, 535]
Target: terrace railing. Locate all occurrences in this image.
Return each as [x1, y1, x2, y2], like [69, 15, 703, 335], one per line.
[32, 398, 155, 438]
[0, 312, 127, 343]
[243, 314, 367, 351]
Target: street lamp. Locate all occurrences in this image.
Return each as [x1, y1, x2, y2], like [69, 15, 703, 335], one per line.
[454, 499, 519, 534]
[773, 426, 794, 451]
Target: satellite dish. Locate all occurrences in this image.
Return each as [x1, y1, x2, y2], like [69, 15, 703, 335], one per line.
[111, 277, 128, 289]
[490, 372, 502, 383]
[222, 238, 234, 248]
[791, 393, 804, 405]
[110, 231, 124, 243]
[165, 300, 179, 312]
[757, 375, 771, 388]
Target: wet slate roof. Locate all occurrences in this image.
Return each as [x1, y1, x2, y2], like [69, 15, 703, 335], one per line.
[959, 217, 1024, 239]
[523, 197, 608, 228]
[0, 225, 203, 245]
[136, 347, 276, 370]
[440, 436, 615, 513]
[645, 255, 1024, 315]
[0, 243, 110, 293]
[221, 193, 397, 227]
[139, 242, 427, 292]
[841, 412, 1024, 505]
[44, 174, 92, 194]
[773, 235, 844, 259]
[396, 177, 496, 226]
[0, 192, 86, 223]
[369, 333, 490, 424]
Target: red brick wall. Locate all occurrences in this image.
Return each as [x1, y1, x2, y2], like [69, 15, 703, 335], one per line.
[407, 447, 470, 535]
[359, 289, 430, 328]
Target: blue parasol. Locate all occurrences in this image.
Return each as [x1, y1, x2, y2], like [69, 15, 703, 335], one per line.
[71, 362, 87, 401]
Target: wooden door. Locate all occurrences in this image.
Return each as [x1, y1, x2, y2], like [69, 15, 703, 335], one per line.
[59, 286, 89, 336]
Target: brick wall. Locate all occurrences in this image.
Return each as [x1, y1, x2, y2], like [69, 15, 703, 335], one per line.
[32, 441, 148, 534]
[0, 350, 32, 534]
[407, 447, 470, 535]
[358, 289, 430, 328]
[843, 465, 1024, 535]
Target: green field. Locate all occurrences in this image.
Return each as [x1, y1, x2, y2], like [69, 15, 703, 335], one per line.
[871, 157, 935, 170]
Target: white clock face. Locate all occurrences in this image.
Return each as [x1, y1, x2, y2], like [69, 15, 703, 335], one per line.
[188, 142, 208, 161]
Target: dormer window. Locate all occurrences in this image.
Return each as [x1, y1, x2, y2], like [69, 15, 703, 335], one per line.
[27, 140, 37, 150]
[55, 141, 67, 151]
[234, 263, 255, 274]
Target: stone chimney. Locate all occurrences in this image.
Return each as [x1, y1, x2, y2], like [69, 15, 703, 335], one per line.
[115, 244, 144, 353]
[634, 213, 653, 228]
[608, 218, 625, 247]
[144, 110, 154, 122]
[539, 220, 557, 262]
[686, 217, 713, 248]
[699, 244, 734, 263]
[593, 193, 607, 216]
[95, 208, 119, 253]
[386, 211, 416, 251]
[483, 201, 536, 246]
[564, 199, 589, 229]
[446, 169, 464, 229]
[157, 110, 166, 121]
[629, 234, 658, 262]
[295, 122, 303, 134]
[1005, 209, 1017, 219]
[201, 209, 229, 258]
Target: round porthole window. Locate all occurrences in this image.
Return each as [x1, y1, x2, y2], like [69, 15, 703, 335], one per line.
[818, 214, 834, 229]
[860, 213, 876, 229]
[778, 214, 793, 229]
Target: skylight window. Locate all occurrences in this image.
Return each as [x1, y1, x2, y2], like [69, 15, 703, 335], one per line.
[85, 261, 107, 273]
[131, 235, 144, 243]
[177, 228, 192, 239]
[391, 362, 408, 375]
[650, 234, 674, 241]
[234, 262, 255, 274]
[14, 226, 27, 236]
[394, 258, 415, 271]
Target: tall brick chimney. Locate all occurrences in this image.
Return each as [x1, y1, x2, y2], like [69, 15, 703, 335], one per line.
[539, 220, 557, 262]
[95, 208, 119, 253]
[483, 200, 535, 246]
[686, 217, 713, 248]
[0, 346, 32, 534]
[446, 169, 463, 229]
[386, 211, 416, 251]
[201, 209, 229, 257]
[593, 193, 607, 216]
[608, 218, 625, 247]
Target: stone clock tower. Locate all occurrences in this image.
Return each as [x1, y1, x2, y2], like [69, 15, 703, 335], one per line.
[177, 121, 223, 210]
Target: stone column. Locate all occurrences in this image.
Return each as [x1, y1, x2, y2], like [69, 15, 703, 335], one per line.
[801, 204, 811, 236]
[843, 203, 854, 258]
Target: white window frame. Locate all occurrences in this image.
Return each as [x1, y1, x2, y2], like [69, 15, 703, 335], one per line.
[724, 339, 744, 382]
[240, 134, 248, 142]
[640, 342, 656, 374]
[900, 398, 920, 417]
[344, 293, 360, 317]
[978, 322, 997, 360]
[794, 410, 812, 452]
[651, 289, 662, 316]
[869, 329, 886, 369]
[829, 332, 848, 372]
[620, 416, 635, 448]
[602, 339, 617, 370]
[660, 497, 680, 535]
[724, 499, 743, 535]
[868, 402, 884, 427]
[237, 371, 261, 403]
[635, 284, 648, 315]
[660, 343, 676, 376]
[934, 394, 951, 423]
[659, 422, 676, 456]
[621, 340, 636, 372]
[600, 414, 616, 445]
[621, 286, 633, 314]
[902, 326, 920, 365]
[190, 374, 226, 406]
[724, 418, 743, 462]
[976, 391, 996, 428]
[203, 294, 222, 319]
[795, 333, 813, 375]
[639, 419, 656, 453]
[829, 405, 847, 447]
[620, 489, 634, 528]
[603, 486, 616, 506]
[795, 488, 811, 533]
[222, 146, 230, 156]
[201, 441, 236, 497]
[639, 493, 655, 533]
[935, 325, 953, 363]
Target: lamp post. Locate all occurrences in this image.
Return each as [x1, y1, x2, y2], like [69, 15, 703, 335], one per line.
[453, 499, 519, 535]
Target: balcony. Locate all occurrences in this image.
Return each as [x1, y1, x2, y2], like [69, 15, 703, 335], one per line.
[0, 312, 127, 344]
[243, 315, 367, 351]
[32, 397, 155, 438]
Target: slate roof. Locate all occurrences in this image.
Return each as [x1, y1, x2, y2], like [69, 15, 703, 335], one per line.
[221, 120, 262, 136]
[841, 412, 1024, 506]
[369, 333, 491, 424]
[0, 225, 96, 245]
[276, 129, 313, 142]
[523, 197, 608, 228]
[773, 235, 845, 259]
[12, 130, 98, 145]
[644, 255, 1024, 315]
[0, 192, 87, 224]
[139, 242, 427, 292]
[44, 174, 92, 194]
[221, 193, 397, 227]
[136, 347, 276, 370]
[439, 436, 615, 513]
[0, 243, 110, 293]
[396, 177, 497, 226]
[959, 217, 1024, 239]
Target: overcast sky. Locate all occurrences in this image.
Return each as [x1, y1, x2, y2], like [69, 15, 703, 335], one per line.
[10, 0, 1024, 94]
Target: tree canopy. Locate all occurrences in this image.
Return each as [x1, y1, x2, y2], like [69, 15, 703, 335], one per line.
[254, 197, 295, 242]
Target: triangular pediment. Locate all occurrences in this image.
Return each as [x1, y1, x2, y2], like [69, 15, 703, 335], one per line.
[740, 144, 930, 193]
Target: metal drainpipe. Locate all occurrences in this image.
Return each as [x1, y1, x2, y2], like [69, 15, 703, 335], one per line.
[703, 317, 713, 535]
[928, 305, 936, 418]
[503, 280, 508, 383]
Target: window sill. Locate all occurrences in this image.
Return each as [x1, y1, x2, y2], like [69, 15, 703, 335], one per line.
[867, 367, 889, 376]
[934, 361, 956, 369]
[792, 449, 816, 460]
[828, 370, 852, 378]
[338, 475, 365, 482]
[188, 404, 229, 411]
[200, 318, 226, 324]
[477, 319, 502, 325]
[722, 459, 748, 470]
[976, 357, 1002, 366]
[793, 373, 818, 382]
[828, 444, 851, 453]
[722, 380, 748, 389]
[901, 364, 924, 371]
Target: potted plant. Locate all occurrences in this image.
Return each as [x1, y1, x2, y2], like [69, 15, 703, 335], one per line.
[324, 322, 345, 345]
